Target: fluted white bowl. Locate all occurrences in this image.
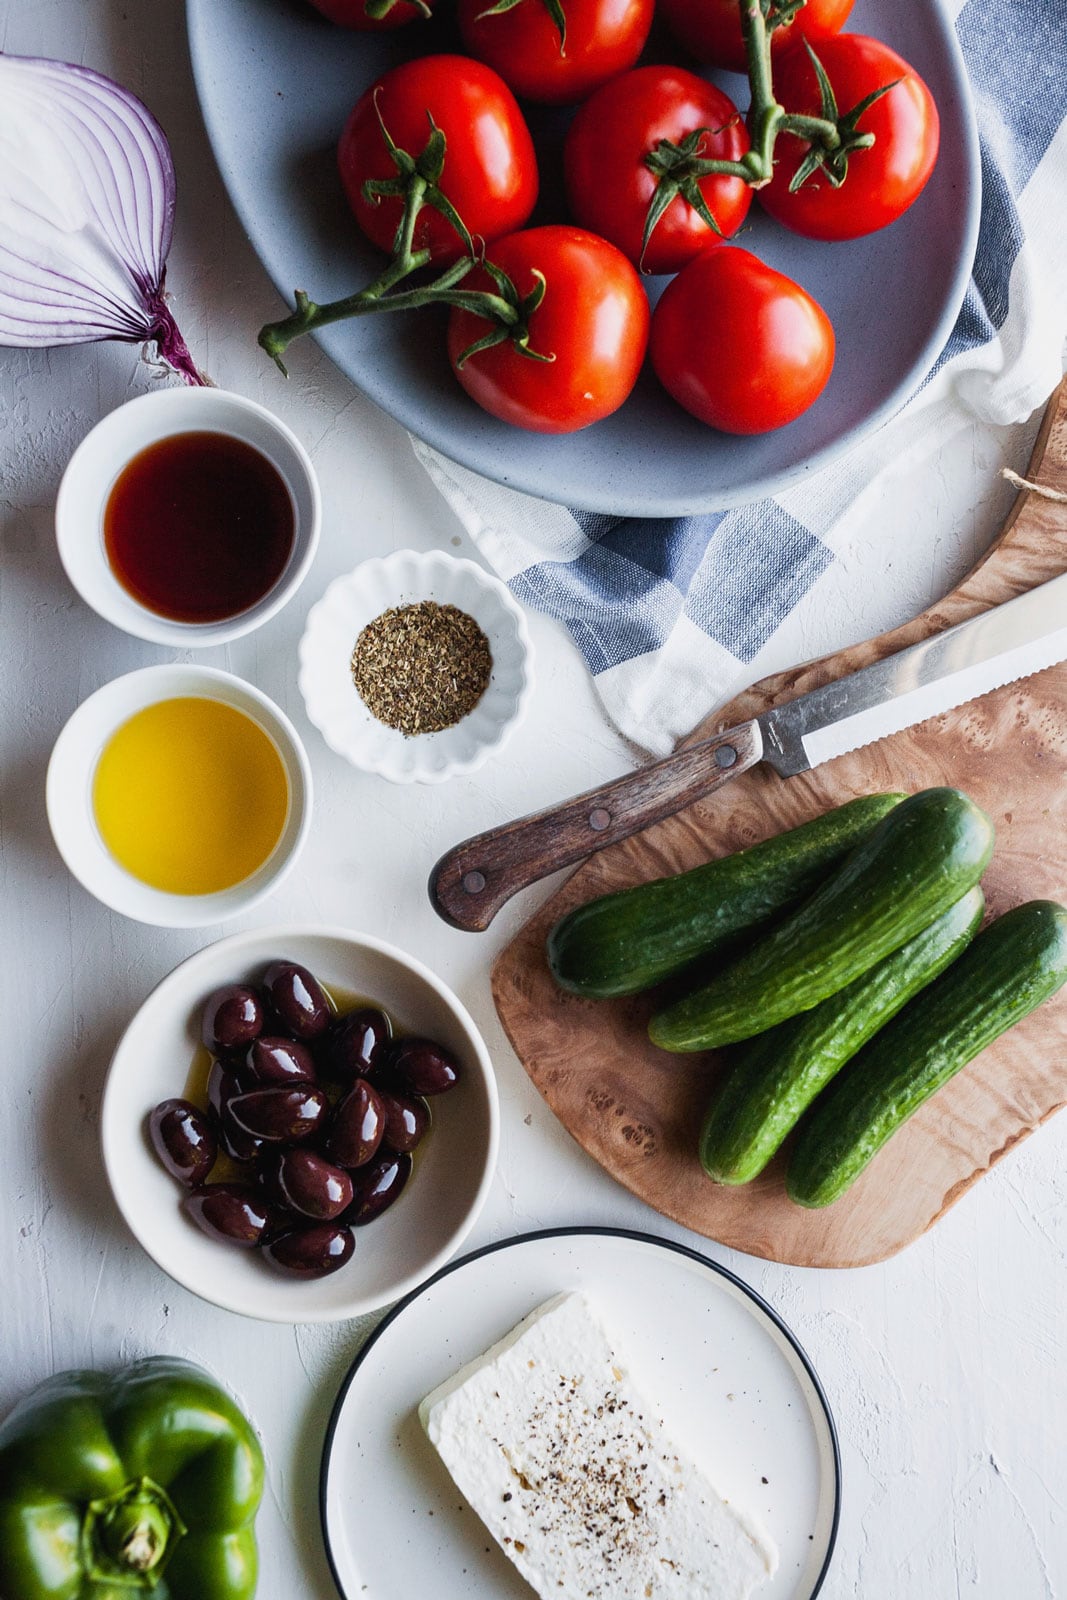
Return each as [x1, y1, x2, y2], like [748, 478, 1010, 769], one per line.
[298, 550, 533, 784]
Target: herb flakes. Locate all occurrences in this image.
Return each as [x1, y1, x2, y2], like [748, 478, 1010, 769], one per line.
[351, 600, 492, 737]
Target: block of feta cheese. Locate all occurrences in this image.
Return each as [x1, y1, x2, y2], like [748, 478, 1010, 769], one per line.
[419, 1291, 777, 1600]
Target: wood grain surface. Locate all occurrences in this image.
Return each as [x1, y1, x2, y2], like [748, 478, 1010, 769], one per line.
[492, 381, 1067, 1268]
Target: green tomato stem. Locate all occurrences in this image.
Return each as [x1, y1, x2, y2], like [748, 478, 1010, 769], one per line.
[256, 104, 547, 374]
[364, 0, 431, 18]
[740, 0, 784, 183]
[659, 2, 857, 191]
[389, 171, 429, 273]
[779, 111, 842, 147]
[258, 253, 538, 375]
[740, 0, 846, 182]
[650, 2, 840, 195]
[742, 1, 778, 128]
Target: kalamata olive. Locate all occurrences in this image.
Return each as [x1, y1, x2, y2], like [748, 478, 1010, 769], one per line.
[206, 1061, 262, 1162]
[263, 1223, 355, 1278]
[321, 1008, 390, 1081]
[325, 1080, 385, 1169]
[386, 1037, 461, 1096]
[219, 1110, 263, 1164]
[228, 1085, 328, 1144]
[245, 1035, 316, 1087]
[346, 1151, 412, 1226]
[148, 1098, 217, 1187]
[260, 1147, 353, 1220]
[207, 1058, 239, 1118]
[206, 1060, 260, 1161]
[201, 984, 264, 1055]
[263, 960, 333, 1041]
[183, 1183, 274, 1246]
[379, 1090, 431, 1155]
[220, 1113, 262, 1164]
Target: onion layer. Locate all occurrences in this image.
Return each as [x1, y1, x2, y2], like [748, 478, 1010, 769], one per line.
[0, 52, 204, 383]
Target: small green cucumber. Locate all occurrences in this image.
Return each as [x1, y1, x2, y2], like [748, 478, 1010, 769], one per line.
[649, 787, 994, 1053]
[547, 793, 906, 999]
[787, 899, 1067, 1209]
[699, 886, 985, 1185]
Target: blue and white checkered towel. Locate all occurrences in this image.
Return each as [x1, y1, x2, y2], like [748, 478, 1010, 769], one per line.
[415, 0, 1067, 755]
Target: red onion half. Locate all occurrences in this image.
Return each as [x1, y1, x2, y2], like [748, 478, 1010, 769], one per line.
[0, 53, 205, 383]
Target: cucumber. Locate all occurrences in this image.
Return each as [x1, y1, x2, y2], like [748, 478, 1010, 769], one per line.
[547, 793, 905, 999]
[699, 886, 985, 1185]
[649, 787, 994, 1053]
[788, 900, 1067, 1209]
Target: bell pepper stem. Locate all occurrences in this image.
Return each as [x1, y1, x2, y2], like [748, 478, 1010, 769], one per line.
[107, 1500, 170, 1572]
[84, 1477, 186, 1588]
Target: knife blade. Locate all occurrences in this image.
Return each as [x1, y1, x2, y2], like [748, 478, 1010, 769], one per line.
[761, 568, 1067, 775]
[429, 570, 1067, 931]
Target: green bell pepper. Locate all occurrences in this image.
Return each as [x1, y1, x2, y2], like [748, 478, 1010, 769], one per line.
[0, 1357, 264, 1600]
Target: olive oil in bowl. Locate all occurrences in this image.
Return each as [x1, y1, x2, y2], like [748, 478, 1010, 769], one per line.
[92, 697, 290, 895]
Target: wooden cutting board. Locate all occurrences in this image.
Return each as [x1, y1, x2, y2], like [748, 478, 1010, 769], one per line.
[492, 381, 1067, 1268]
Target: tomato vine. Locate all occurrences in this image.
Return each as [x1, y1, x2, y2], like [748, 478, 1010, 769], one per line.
[258, 0, 896, 373]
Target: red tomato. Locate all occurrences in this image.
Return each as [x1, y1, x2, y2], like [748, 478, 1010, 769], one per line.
[457, 0, 654, 107]
[338, 57, 538, 265]
[758, 36, 940, 240]
[564, 67, 751, 276]
[659, 0, 852, 72]
[651, 247, 834, 433]
[307, 0, 432, 29]
[447, 227, 650, 432]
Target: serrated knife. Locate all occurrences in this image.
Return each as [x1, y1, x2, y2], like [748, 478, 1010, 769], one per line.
[429, 570, 1067, 931]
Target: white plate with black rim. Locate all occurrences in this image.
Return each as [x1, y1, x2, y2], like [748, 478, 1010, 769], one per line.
[321, 1226, 840, 1599]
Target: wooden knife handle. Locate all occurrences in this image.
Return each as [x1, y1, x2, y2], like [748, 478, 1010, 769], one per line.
[428, 721, 763, 931]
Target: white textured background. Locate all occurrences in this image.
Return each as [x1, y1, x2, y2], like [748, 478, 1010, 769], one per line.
[1, 1, 1065, 1595]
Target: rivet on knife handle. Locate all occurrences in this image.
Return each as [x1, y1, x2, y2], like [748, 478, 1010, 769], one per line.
[428, 721, 763, 931]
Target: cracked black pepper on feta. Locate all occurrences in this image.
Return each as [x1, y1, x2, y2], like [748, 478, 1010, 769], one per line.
[418, 1292, 777, 1598]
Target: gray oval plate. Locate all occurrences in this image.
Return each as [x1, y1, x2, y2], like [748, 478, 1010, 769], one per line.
[186, 0, 980, 516]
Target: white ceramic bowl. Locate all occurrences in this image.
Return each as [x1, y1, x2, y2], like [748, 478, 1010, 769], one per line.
[56, 387, 321, 647]
[102, 927, 499, 1323]
[46, 664, 312, 927]
[298, 550, 533, 784]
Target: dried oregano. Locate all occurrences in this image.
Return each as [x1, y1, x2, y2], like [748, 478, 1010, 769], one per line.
[351, 601, 492, 736]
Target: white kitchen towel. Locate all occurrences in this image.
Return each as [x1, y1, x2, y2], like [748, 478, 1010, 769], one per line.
[414, 0, 1067, 756]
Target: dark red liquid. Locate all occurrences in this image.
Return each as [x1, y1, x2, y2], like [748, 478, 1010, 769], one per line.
[104, 431, 295, 623]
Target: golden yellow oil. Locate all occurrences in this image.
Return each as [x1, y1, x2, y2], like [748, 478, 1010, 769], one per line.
[182, 1043, 244, 1183]
[92, 696, 290, 895]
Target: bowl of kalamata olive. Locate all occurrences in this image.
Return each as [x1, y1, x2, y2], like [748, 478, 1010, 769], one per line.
[101, 928, 499, 1322]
